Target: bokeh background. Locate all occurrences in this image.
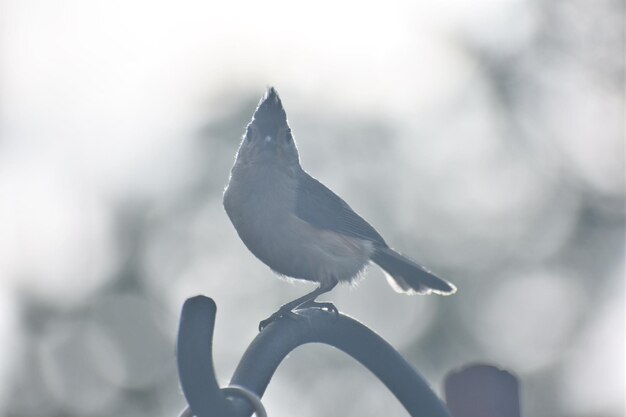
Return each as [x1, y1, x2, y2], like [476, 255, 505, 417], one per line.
[0, 0, 623, 416]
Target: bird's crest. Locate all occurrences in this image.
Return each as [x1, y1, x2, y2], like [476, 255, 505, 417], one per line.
[252, 86, 287, 134]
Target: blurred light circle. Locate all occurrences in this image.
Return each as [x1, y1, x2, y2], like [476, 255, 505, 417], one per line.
[470, 270, 584, 373]
[93, 294, 174, 389]
[0, 158, 115, 307]
[39, 321, 120, 414]
[559, 264, 624, 417]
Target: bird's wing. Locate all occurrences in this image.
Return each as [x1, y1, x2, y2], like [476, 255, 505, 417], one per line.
[295, 172, 387, 246]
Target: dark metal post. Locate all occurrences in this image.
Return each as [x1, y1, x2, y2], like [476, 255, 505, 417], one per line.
[177, 296, 233, 417]
[444, 364, 521, 417]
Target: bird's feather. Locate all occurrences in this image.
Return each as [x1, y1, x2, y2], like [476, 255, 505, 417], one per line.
[295, 172, 387, 246]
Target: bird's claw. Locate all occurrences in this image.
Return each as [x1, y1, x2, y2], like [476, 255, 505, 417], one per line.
[258, 301, 340, 331]
[297, 301, 339, 317]
[258, 308, 299, 332]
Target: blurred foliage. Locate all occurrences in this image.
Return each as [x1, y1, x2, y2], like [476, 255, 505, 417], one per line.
[0, 0, 623, 416]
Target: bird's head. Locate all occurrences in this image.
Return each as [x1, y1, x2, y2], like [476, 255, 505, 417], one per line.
[235, 87, 300, 167]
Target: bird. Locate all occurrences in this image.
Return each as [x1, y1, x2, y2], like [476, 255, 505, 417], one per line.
[223, 87, 456, 330]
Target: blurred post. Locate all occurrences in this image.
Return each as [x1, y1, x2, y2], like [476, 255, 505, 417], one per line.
[444, 364, 520, 417]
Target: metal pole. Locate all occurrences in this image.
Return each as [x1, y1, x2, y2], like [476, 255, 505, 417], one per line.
[177, 296, 232, 417]
[445, 364, 521, 417]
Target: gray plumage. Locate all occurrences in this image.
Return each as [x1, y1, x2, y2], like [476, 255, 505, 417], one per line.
[223, 87, 455, 326]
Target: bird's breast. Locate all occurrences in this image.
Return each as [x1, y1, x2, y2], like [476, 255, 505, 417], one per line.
[223, 163, 298, 260]
[223, 162, 297, 223]
[223, 165, 371, 284]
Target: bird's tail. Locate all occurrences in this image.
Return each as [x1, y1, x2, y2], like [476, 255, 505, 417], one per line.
[371, 247, 456, 295]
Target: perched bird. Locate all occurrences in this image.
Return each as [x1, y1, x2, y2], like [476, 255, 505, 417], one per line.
[223, 87, 455, 330]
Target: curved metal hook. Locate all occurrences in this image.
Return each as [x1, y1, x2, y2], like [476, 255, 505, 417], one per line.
[176, 296, 452, 417]
[176, 296, 232, 417]
[228, 307, 452, 417]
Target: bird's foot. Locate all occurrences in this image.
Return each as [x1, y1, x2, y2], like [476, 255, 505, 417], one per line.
[258, 301, 340, 331]
[258, 307, 300, 332]
[297, 300, 339, 316]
